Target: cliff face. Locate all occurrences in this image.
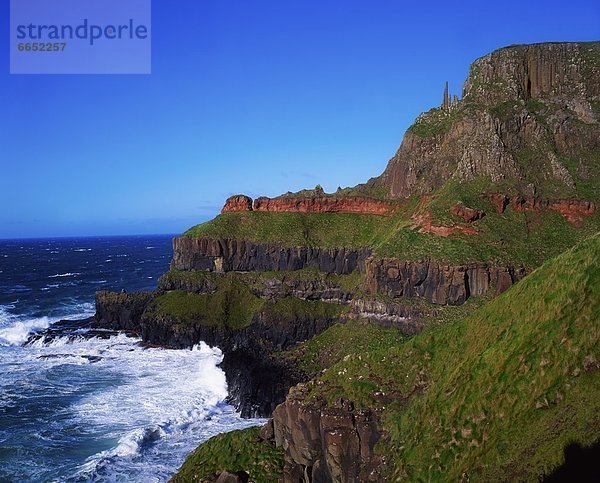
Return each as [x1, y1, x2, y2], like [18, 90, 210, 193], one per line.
[273, 396, 382, 482]
[364, 259, 526, 305]
[171, 236, 524, 306]
[95, 288, 340, 417]
[171, 236, 372, 275]
[375, 42, 600, 199]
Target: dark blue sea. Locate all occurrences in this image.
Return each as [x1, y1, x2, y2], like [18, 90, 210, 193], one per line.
[0, 235, 259, 482]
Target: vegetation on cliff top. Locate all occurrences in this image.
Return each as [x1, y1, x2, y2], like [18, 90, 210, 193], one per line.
[171, 426, 283, 483]
[300, 232, 600, 480]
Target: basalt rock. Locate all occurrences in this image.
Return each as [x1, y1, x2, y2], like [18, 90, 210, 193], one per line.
[371, 42, 600, 199]
[348, 299, 426, 335]
[171, 236, 372, 275]
[252, 277, 354, 303]
[273, 395, 383, 482]
[94, 290, 154, 332]
[364, 259, 526, 305]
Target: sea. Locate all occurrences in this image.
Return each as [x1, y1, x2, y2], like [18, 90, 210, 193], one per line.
[0, 235, 260, 482]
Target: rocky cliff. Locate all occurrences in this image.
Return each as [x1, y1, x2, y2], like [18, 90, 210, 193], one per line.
[171, 236, 372, 275]
[171, 236, 525, 305]
[373, 42, 600, 199]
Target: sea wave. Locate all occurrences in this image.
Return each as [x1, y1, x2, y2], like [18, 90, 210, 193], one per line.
[0, 303, 95, 347]
[48, 272, 81, 278]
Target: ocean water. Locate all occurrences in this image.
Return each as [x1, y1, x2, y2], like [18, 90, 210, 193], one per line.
[0, 236, 260, 482]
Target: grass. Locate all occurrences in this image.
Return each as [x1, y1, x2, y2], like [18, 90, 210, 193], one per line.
[148, 276, 263, 329]
[299, 232, 600, 480]
[262, 296, 348, 321]
[184, 211, 399, 249]
[407, 107, 462, 138]
[171, 426, 283, 483]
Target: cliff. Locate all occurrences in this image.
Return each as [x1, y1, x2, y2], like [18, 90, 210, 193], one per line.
[373, 42, 600, 200]
[171, 236, 525, 305]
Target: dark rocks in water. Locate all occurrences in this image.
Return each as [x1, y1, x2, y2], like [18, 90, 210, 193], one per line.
[26, 316, 124, 346]
[221, 350, 304, 419]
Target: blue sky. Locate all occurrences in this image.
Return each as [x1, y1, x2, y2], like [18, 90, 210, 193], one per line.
[1, 0, 599, 238]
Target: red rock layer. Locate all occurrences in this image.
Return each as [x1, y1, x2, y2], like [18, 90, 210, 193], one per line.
[488, 194, 596, 226]
[412, 211, 478, 237]
[451, 203, 485, 222]
[221, 194, 253, 213]
[220, 194, 400, 216]
[252, 196, 399, 216]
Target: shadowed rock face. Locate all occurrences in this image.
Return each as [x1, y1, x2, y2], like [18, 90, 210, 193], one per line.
[373, 42, 600, 199]
[171, 236, 525, 306]
[273, 396, 382, 483]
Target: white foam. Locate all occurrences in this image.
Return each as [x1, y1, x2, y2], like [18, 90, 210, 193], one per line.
[48, 272, 80, 278]
[0, 303, 95, 347]
[0, 316, 52, 346]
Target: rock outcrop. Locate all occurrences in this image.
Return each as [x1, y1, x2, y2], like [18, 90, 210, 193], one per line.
[451, 202, 485, 222]
[253, 196, 399, 216]
[94, 290, 154, 332]
[94, 288, 344, 417]
[364, 259, 526, 305]
[273, 395, 382, 482]
[171, 236, 372, 275]
[222, 194, 253, 213]
[488, 194, 597, 225]
[220, 194, 400, 216]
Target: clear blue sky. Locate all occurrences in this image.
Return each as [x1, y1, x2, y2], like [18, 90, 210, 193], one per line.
[1, 0, 599, 238]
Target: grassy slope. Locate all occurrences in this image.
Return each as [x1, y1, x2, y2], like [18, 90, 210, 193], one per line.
[171, 427, 283, 483]
[300, 232, 600, 481]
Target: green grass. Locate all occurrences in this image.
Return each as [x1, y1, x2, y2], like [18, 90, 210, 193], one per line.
[148, 276, 263, 329]
[171, 427, 283, 483]
[282, 319, 406, 375]
[407, 107, 462, 138]
[262, 296, 348, 320]
[300, 232, 600, 480]
[184, 211, 400, 249]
